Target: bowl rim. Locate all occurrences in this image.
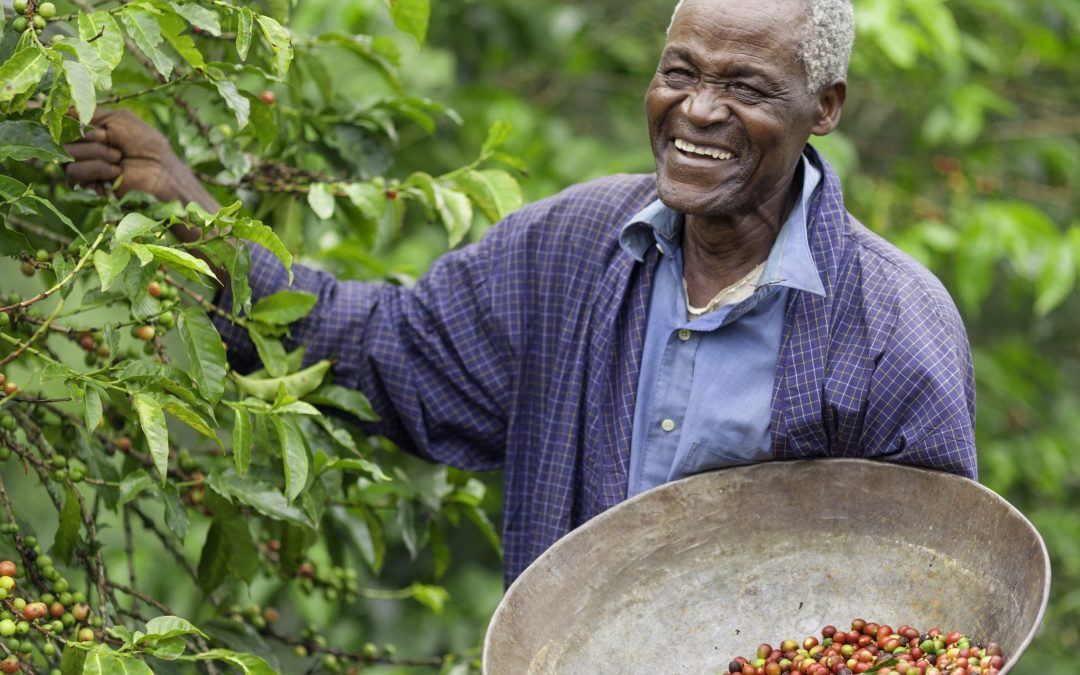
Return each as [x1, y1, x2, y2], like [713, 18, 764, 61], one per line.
[482, 458, 1052, 673]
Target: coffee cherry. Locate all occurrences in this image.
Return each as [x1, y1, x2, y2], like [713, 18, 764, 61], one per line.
[259, 90, 276, 105]
[78, 627, 95, 642]
[135, 325, 155, 341]
[0, 562, 15, 577]
[0, 620, 14, 637]
[12, 0, 27, 13]
[147, 281, 162, 298]
[0, 415, 15, 432]
[0, 577, 13, 592]
[38, 2, 57, 18]
[12, 16, 27, 31]
[32, 14, 45, 30]
[71, 604, 89, 623]
[0, 655, 17, 674]
[20, 261, 36, 276]
[3, 383, 16, 396]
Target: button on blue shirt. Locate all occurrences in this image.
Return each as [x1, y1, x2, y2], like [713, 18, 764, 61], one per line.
[620, 157, 825, 497]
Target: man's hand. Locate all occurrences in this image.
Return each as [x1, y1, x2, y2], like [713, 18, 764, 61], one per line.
[65, 109, 219, 212]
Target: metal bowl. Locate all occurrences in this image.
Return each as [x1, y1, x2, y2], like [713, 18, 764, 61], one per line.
[483, 459, 1050, 674]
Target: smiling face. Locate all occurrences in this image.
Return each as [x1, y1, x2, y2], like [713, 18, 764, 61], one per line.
[646, 0, 844, 222]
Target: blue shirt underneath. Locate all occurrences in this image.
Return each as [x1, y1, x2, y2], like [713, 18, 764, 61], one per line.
[620, 157, 825, 496]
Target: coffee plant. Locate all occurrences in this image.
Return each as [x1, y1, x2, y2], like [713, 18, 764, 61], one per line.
[0, 0, 521, 672]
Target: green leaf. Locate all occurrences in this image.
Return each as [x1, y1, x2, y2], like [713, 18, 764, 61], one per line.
[149, 636, 187, 660]
[436, 183, 473, 247]
[162, 400, 220, 445]
[94, 247, 132, 292]
[318, 457, 389, 481]
[140, 616, 207, 643]
[248, 290, 318, 325]
[1035, 243, 1075, 316]
[177, 307, 228, 405]
[54, 38, 113, 91]
[0, 47, 48, 103]
[160, 9, 206, 69]
[481, 120, 513, 156]
[0, 120, 73, 162]
[120, 6, 173, 79]
[168, 1, 221, 35]
[410, 582, 449, 614]
[272, 416, 309, 502]
[185, 649, 275, 675]
[197, 510, 258, 593]
[388, 0, 430, 45]
[84, 385, 103, 432]
[140, 243, 216, 281]
[255, 14, 292, 80]
[60, 643, 87, 675]
[207, 470, 315, 528]
[231, 219, 292, 282]
[82, 650, 155, 675]
[52, 487, 83, 565]
[307, 182, 336, 220]
[43, 61, 73, 144]
[455, 168, 523, 222]
[230, 407, 252, 476]
[117, 470, 155, 507]
[209, 71, 250, 129]
[134, 394, 169, 484]
[305, 384, 379, 422]
[249, 330, 287, 377]
[115, 212, 161, 243]
[235, 7, 254, 60]
[79, 12, 124, 70]
[63, 59, 97, 125]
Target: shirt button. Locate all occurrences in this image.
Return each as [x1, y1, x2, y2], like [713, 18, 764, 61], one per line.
[677, 329, 692, 341]
[661, 418, 676, 432]
[655, 243, 664, 253]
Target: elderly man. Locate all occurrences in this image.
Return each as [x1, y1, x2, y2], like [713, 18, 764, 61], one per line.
[65, 0, 975, 585]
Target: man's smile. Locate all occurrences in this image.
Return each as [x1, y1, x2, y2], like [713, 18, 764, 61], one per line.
[673, 137, 735, 161]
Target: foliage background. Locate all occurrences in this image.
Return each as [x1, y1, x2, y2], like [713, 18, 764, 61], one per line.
[1, 0, 1078, 673]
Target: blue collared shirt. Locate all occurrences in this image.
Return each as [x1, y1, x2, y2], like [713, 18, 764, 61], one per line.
[621, 157, 825, 496]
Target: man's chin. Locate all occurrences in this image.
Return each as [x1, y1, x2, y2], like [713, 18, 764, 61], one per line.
[655, 181, 732, 219]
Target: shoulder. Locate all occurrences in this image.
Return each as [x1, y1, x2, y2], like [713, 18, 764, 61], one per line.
[495, 174, 658, 246]
[839, 217, 968, 357]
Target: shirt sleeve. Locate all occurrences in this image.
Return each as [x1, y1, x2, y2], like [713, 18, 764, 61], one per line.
[212, 239, 512, 472]
[859, 277, 978, 479]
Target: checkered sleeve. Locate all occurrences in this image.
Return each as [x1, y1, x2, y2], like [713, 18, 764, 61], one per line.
[213, 239, 511, 471]
[857, 248, 978, 479]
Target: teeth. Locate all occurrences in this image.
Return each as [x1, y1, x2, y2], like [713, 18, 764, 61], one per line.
[674, 138, 733, 160]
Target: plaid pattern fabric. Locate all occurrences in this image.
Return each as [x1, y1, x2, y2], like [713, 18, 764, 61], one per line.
[213, 146, 976, 585]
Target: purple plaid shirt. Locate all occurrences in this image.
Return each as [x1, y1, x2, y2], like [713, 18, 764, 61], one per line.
[215, 146, 976, 585]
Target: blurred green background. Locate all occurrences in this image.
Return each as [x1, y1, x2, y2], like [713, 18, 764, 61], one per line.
[282, 0, 1080, 671]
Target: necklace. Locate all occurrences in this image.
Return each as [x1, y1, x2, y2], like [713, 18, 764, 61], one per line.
[683, 261, 765, 318]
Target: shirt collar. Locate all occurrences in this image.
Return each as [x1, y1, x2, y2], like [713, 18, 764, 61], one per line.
[619, 152, 826, 297]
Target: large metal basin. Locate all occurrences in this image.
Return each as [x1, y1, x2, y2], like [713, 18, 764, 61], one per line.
[483, 459, 1049, 674]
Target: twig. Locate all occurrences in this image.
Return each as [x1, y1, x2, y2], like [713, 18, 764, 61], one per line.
[0, 227, 108, 314]
[123, 506, 138, 615]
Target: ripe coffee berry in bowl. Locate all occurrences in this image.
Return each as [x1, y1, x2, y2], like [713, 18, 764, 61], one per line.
[727, 620, 1006, 675]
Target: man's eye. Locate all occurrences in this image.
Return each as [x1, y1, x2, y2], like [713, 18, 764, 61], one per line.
[664, 68, 696, 84]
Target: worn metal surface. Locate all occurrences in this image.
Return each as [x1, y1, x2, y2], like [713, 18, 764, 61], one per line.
[483, 459, 1050, 674]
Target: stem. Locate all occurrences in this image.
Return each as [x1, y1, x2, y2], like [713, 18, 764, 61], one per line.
[0, 294, 65, 369]
[123, 506, 138, 615]
[97, 74, 192, 105]
[0, 227, 108, 314]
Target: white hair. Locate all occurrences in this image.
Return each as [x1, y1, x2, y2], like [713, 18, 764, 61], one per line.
[667, 0, 855, 93]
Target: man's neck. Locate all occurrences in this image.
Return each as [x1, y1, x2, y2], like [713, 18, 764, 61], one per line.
[681, 167, 802, 307]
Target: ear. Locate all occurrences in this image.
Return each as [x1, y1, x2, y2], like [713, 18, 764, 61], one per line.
[810, 79, 846, 136]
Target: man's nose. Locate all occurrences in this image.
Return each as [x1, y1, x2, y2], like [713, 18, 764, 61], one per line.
[680, 88, 732, 127]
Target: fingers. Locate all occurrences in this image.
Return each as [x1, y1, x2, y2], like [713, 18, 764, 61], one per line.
[65, 159, 121, 187]
[65, 142, 122, 163]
